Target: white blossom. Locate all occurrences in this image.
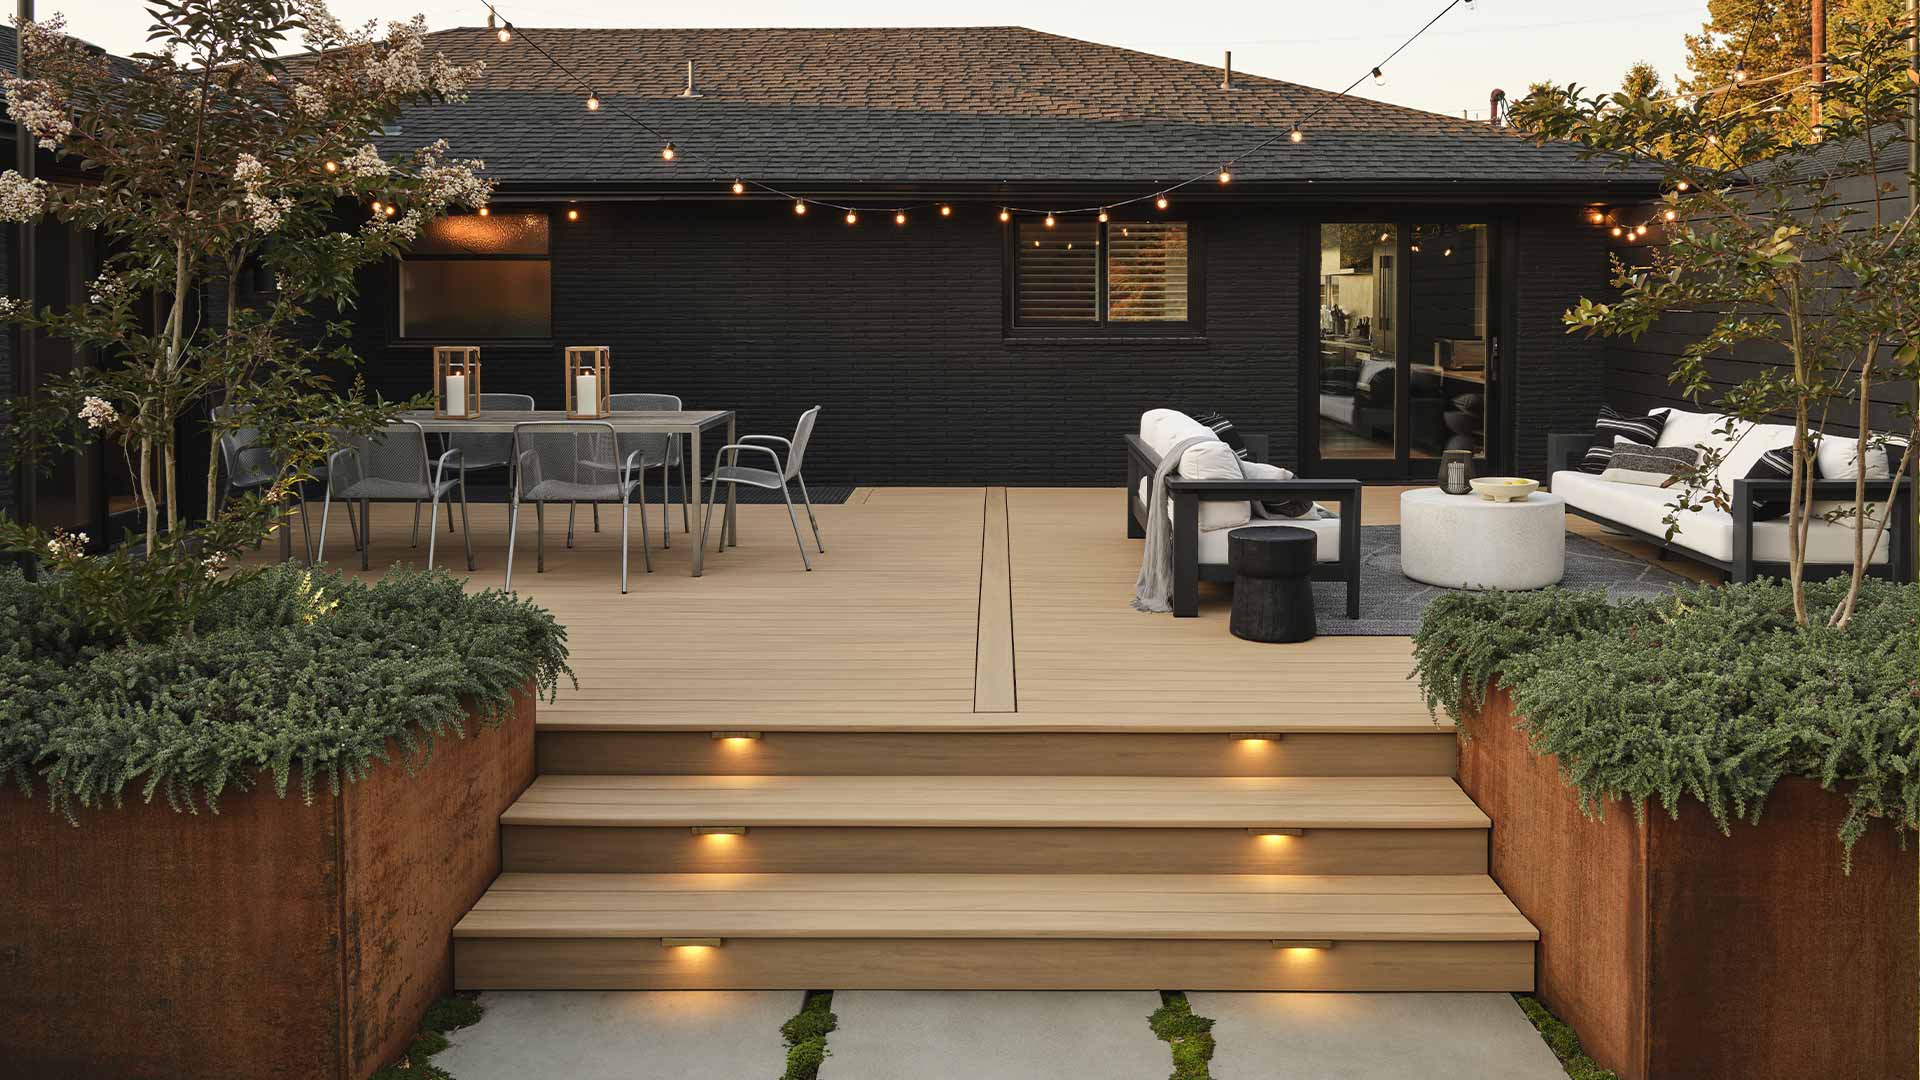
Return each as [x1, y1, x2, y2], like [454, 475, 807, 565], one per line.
[343, 144, 390, 178]
[243, 191, 295, 233]
[291, 83, 327, 118]
[0, 170, 49, 223]
[291, 0, 351, 49]
[201, 553, 230, 580]
[44, 528, 87, 561]
[363, 17, 430, 95]
[0, 296, 21, 318]
[4, 77, 71, 149]
[87, 270, 130, 305]
[233, 152, 270, 190]
[78, 396, 118, 429]
[13, 14, 69, 63]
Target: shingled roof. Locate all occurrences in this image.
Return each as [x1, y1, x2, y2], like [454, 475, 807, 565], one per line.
[388, 26, 1652, 193]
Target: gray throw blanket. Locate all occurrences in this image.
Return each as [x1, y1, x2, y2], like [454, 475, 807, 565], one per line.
[1133, 435, 1213, 613]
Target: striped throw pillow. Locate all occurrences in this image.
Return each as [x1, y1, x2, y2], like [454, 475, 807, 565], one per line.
[1578, 406, 1667, 474]
[1191, 411, 1250, 460]
[1744, 441, 1816, 521]
[1599, 442, 1700, 487]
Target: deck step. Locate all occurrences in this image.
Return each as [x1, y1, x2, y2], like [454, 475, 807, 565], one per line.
[453, 873, 1538, 991]
[536, 729, 1460, 778]
[498, 775, 1491, 875]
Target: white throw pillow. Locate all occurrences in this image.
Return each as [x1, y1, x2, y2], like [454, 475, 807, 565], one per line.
[1179, 441, 1252, 531]
[1815, 435, 1892, 481]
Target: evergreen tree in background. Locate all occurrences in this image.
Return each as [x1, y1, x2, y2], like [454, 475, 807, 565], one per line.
[1620, 61, 1666, 100]
[1679, 0, 1907, 139]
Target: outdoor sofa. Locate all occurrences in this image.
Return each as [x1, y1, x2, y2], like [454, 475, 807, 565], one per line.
[1548, 407, 1914, 584]
[1126, 409, 1362, 619]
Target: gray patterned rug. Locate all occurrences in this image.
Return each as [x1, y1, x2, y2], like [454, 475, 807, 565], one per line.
[1310, 525, 1692, 636]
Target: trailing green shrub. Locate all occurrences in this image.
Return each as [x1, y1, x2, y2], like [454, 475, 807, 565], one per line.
[1514, 995, 1618, 1080]
[1413, 579, 1918, 865]
[0, 564, 570, 822]
[369, 993, 486, 1080]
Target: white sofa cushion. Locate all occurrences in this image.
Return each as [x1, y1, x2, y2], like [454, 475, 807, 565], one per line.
[1553, 470, 1887, 566]
[1815, 435, 1894, 481]
[1137, 409, 1250, 530]
[1138, 479, 1341, 562]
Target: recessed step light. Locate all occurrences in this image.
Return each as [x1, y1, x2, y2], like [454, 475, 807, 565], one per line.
[691, 826, 748, 836]
[710, 731, 762, 741]
[1270, 939, 1334, 950]
[661, 937, 723, 948]
[1246, 828, 1306, 838]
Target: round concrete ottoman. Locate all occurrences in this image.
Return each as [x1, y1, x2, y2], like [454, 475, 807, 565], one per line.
[1228, 526, 1318, 643]
[1399, 487, 1566, 590]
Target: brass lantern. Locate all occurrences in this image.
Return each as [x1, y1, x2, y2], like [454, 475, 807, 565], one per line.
[565, 346, 611, 419]
[434, 346, 482, 419]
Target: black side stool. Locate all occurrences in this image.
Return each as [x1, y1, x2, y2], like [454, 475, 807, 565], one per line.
[1228, 526, 1318, 643]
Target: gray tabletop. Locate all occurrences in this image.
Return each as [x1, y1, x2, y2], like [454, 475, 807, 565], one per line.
[398, 409, 733, 433]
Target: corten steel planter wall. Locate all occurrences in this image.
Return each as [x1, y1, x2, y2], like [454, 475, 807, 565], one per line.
[1458, 688, 1917, 1080]
[0, 686, 537, 1080]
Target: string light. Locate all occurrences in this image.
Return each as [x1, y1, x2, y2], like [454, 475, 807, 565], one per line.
[1098, 209, 1110, 223]
[369, 199, 383, 212]
[845, 209, 858, 224]
[1611, 225, 1624, 237]
[323, 159, 339, 174]
[567, 207, 580, 221]
[1586, 210, 1604, 225]
[895, 211, 907, 226]
[1635, 223, 1648, 236]
[1372, 67, 1385, 86]
[1676, 180, 1691, 191]
[384, 204, 397, 218]
[1733, 65, 1748, 83]
[1044, 213, 1056, 228]
[1662, 208, 1677, 221]
[477, 0, 1472, 225]
[1409, 241, 1421, 253]
[478, 206, 490, 216]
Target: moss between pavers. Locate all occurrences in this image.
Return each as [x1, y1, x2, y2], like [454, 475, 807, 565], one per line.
[781, 989, 839, 1080]
[1515, 994, 1619, 1080]
[1149, 991, 1216, 1080]
[369, 993, 485, 1080]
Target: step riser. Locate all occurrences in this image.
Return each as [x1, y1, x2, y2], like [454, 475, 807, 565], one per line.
[455, 938, 1534, 992]
[536, 731, 1459, 777]
[501, 826, 1489, 876]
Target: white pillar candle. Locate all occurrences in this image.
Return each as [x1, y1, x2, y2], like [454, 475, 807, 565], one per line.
[575, 372, 599, 415]
[444, 373, 467, 416]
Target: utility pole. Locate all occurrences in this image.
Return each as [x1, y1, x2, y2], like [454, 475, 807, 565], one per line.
[1810, 0, 1826, 130]
[10, 0, 33, 533]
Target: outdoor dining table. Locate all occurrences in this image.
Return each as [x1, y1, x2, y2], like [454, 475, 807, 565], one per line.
[395, 409, 740, 577]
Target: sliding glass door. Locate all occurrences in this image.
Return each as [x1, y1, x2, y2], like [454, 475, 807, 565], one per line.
[1310, 219, 1497, 478]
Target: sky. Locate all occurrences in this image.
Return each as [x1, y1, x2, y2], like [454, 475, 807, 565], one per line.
[37, 0, 1710, 120]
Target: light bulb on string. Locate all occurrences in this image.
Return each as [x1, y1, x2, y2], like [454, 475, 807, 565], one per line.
[384, 204, 397, 218]
[794, 200, 807, 215]
[895, 211, 907, 226]
[1635, 224, 1648, 236]
[1676, 180, 1691, 192]
[1587, 210, 1604, 225]
[661, 143, 676, 161]
[1611, 225, 1623, 237]
[496, 25, 511, 44]
[1218, 167, 1232, 184]
[1733, 65, 1748, 83]
[1372, 67, 1385, 86]
[1098, 209, 1109, 223]
[1044, 213, 1056, 228]
[585, 92, 600, 111]
[1663, 209, 1677, 221]
[1155, 195, 1169, 210]
[566, 207, 579, 222]
[940, 204, 952, 217]
[323, 159, 338, 174]
[1289, 126, 1303, 143]
[478, 206, 490, 217]
[369, 200, 383, 213]
[732, 180, 745, 195]
[999, 208, 1010, 222]
[845, 210, 858, 225]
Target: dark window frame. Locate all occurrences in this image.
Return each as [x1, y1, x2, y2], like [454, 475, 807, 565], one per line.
[393, 210, 555, 343]
[1004, 216, 1203, 337]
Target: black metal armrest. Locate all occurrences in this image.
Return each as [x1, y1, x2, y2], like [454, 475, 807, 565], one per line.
[1732, 477, 1906, 500]
[1165, 477, 1363, 502]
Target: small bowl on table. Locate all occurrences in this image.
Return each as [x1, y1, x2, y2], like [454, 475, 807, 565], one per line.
[1468, 476, 1540, 503]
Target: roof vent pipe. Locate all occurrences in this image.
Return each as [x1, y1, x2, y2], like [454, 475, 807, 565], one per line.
[1489, 88, 1507, 127]
[681, 60, 702, 98]
[1221, 51, 1232, 91]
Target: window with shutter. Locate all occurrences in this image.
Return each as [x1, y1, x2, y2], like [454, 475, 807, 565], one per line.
[1009, 218, 1194, 332]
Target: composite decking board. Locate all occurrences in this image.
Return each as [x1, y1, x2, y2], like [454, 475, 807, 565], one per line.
[974, 487, 1018, 713]
[499, 775, 1491, 829]
[453, 873, 1538, 941]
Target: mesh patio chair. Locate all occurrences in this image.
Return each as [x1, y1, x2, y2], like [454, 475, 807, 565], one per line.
[316, 420, 472, 572]
[700, 405, 824, 571]
[606, 392, 691, 546]
[212, 404, 354, 564]
[506, 421, 651, 594]
[429, 392, 534, 538]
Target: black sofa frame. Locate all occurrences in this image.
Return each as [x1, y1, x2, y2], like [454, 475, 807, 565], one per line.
[1125, 433, 1363, 619]
[1546, 433, 1914, 584]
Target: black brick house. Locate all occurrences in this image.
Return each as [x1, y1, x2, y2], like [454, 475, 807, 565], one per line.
[339, 26, 1662, 486]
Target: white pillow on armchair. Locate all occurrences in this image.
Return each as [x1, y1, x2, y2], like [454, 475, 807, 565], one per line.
[1180, 441, 1252, 531]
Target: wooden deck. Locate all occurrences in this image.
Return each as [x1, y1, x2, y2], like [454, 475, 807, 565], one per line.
[263, 484, 1679, 991]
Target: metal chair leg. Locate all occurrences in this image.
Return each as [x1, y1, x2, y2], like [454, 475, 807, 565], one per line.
[797, 473, 825, 553]
[567, 502, 575, 549]
[537, 502, 547, 572]
[298, 490, 316, 566]
[317, 493, 333, 566]
[679, 449, 691, 533]
[360, 498, 371, 571]
[505, 498, 520, 590]
[426, 494, 442, 570]
[699, 476, 720, 554]
[459, 475, 474, 572]
[658, 462, 671, 550]
[345, 499, 360, 551]
[637, 483, 653, 573]
[593, 502, 600, 534]
[780, 480, 813, 571]
[619, 498, 631, 594]
[411, 501, 421, 547]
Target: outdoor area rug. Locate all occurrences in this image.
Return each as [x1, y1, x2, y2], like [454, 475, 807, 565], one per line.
[1309, 524, 1692, 636]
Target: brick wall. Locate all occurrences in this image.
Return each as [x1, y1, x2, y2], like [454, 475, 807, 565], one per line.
[1511, 211, 1611, 479]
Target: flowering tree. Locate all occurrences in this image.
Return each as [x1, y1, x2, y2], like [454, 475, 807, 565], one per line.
[0, 0, 491, 642]
[1510, 12, 1920, 629]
